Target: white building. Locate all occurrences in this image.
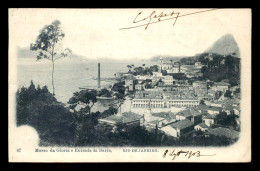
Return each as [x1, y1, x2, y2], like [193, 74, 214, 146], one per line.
[166, 66, 179, 74]
[132, 97, 200, 108]
[194, 123, 209, 132]
[212, 82, 230, 92]
[202, 114, 216, 127]
[195, 62, 204, 69]
[161, 75, 174, 85]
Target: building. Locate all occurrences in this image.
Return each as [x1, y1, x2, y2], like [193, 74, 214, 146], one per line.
[166, 66, 180, 74]
[158, 57, 174, 71]
[157, 85, 193, 92]
[132, 96, 200, 108]
[186, 72, 203, 78]
[194, 62, 204, 69]
[135, 84, 144, 91]
[161, 75, 174, 85]
[180, 65, 195, 73]
[152, 72, 163, 77]
[125, 79, 134, 91]
[98, 112, 144, 130]
[175, 108, 203, 124]
[196, 104, 222, 115]
[198, 95, 215, 101]
[212, 82, 230, 92]
[207, 90, 219, 99]
[135, 75, 153, 82]
[151, 112, 176, 125]
[161, 119, 194, 138]
[145, 118, 167, 129]
[209, 101, 223, 107]
[193, 81, 207, 91]
[194, 123, 209, 132]
[202, 114, 217, 127]
[222, 104, 237, 115]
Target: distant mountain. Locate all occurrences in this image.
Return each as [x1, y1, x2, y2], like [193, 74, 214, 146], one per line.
[150, 55, 190, 62]
[204, 34, 240, 58]
[17, 46, 86, 60]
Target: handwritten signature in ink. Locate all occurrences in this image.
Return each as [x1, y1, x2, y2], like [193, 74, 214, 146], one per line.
[119, 9, 220, 30]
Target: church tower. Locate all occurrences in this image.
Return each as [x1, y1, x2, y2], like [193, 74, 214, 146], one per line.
[158, 57, 163, 73]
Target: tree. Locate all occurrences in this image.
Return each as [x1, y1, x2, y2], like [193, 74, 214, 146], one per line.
[200, 100, 206, 105]
[145, 83, 152, 89]
[150, 65, 158, 72]
[99, 88, 111, 97]
[127, 65, 132, 72]
[68, 89, 97, 115]
[111, 81, 125, 95]
[30, 20, 72, 95]
[16, 81, 76, 146]
[161, 70, 167, 76]
[224, 90, 232, 99]
[216, 111, 228, 125]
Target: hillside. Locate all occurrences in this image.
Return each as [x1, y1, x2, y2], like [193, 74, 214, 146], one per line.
[17, 46, 86, 61]
[204, 34, 240, 58]
[177, 34, 241, 86]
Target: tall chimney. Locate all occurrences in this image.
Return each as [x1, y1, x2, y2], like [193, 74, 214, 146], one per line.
[98, 63, 100, 88]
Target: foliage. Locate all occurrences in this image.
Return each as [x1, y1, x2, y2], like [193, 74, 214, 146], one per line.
[30, 20, 72, 95]
[224, 90, 232, 98]
[16, 81, 76, 146]
[215, 111, 238, 128]
[74, 122, 237, 147]
[130, 65, 158, 75]
[111, 81, 125, 100]
[145, 83, 153, 89]
[200, 100, 206, 105]
[98, 88, 111, 97]
[169, 73, 187, 80]
[68, 89, 97, 114]
[194, 53, 240, 85]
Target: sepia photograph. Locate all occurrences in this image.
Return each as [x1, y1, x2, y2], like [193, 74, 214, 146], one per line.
[8, 8, 251, 162]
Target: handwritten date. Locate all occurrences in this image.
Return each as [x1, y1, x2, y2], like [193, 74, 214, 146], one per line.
[162, 149, 216, 161]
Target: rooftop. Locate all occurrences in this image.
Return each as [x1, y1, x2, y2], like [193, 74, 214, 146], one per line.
[158, 85, 192, 87]
[214, 82, 230, 86]
[193, 81, 207, 84]
[148, 119, 163, 125]
[99, 112, 143, 124]
[176, 108, 202, 117]
[169, 119, 194, 130]
[196, 123, 209, 128]
[152, 112, 176, 119]
[203, 114, 217, 119]
[196, 104, 222, 111]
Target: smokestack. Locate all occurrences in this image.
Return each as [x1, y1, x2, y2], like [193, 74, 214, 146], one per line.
[98, 63, 100, 88]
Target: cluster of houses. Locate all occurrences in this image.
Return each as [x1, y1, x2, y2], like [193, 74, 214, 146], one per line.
[98, 58, 241, 140]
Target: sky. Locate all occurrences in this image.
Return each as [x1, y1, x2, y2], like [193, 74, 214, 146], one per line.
[9, 8, 251, 61]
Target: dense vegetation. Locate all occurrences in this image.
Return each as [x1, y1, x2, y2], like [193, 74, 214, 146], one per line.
[180, 53, 240, 86]
[16, 81, 76, 146]
[127, 65, 158, 76]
